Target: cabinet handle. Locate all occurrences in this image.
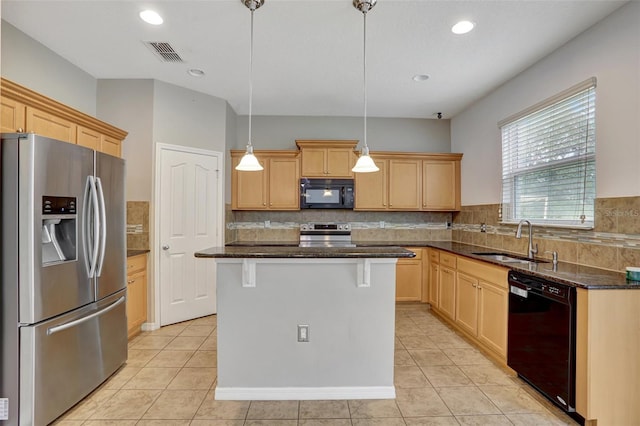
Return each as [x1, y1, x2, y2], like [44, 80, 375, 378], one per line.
[17, 127, 24, 132]
[269, 202, 272, 206]
[472, 283, 476, 287]
[263, 203, 266, 206]
[127, 279, 135, 284]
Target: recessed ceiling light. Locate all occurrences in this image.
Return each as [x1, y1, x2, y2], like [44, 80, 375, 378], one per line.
[188, 68, 206, 78]
[413, 74, 430, 82]
[451, 20, 475, 35]
[140, 10, 163, 25]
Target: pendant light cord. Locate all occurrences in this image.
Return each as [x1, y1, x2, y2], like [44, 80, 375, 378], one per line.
[363, 10, 368, 150]
[248, 9, 254, 148]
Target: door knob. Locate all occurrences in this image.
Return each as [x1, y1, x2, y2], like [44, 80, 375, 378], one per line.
[162, 245, 170, 250]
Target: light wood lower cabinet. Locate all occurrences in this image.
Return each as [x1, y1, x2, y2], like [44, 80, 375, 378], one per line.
[576, 288, 640, 425]
[427, 249, 508, 362]
[396, 248, 423, 301]
[438, 265, 456, 320]
[127, 254, 148, 339]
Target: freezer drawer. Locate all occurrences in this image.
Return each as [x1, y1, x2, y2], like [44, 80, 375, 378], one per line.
[19, 290, 127, 426]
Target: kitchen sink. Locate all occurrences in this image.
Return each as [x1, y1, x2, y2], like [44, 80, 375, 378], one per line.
[471, 252, 548, 264]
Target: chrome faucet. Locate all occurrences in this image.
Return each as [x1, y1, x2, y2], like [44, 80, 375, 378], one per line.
[515, 219, 538, 259]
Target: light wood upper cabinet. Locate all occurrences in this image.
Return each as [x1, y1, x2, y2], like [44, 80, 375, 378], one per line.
[354, 158, 387, 209]
[355, 152, 462, 212]
[296, 140, 357, 178]
[231, 150, 300, 210]
[101, 135, 122, 157]
[1, 97, 26, 133]
[1, 78, 127, 157]
[77, 126, 101, 150]
[396, 248, 423, 302]
[355, 158, 421, 211]
[389, 159, 421, 210]
[423, 160, 461, 210]
[26, 107, 77, 143]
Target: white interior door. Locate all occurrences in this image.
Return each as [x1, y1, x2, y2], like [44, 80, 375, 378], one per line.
[158, 144, 222, 326]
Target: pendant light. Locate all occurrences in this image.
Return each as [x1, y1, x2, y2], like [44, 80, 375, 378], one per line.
[235, 0, 265, 171]
[352, 0, 379, 173]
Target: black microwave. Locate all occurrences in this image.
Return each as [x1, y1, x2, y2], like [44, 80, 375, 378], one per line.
[300, 179, 355, 209]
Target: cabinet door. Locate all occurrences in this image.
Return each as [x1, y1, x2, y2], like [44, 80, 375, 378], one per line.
[423, 160, 460, 210]
[477, 281, 508, 357]
[77, 126, 100, 150]
[26, 107, 77, 143]
[101, 135, 122, 157]
[233, 156, 267, 209]
[388, 159, 421, 210]
[127, 270, 147, 339]
[456, 272, 479, 336]
[268, 156, 300, 210]
[1, 96, 26, 133]
[438, 266, 456, 320]
[428, 262, 439, 307]
[326, 148, 354, 177]
[354, 158, 387, 210]
[396, 249, 422, 302]
[300, 148, 327, 177]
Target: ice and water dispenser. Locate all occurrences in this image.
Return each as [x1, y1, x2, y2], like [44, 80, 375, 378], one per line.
[42, 196, 77, 265]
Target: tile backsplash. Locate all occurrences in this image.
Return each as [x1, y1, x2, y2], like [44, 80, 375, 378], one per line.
[225, 196, 640, 273]
[127, 201, 149, 250]
[226, 207, 453, 243]
[452, 196, 640, 273]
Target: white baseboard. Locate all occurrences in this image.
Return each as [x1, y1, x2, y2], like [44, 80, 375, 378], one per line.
[214, 386, 396, 400]
[141, 322, 160, 331]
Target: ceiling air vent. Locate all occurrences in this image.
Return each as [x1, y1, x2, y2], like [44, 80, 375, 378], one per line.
[144, 41, 184, 63]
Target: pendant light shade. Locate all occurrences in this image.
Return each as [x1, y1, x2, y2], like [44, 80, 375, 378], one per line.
[235, 0, 265, 171]
[352, 0, 379, 173]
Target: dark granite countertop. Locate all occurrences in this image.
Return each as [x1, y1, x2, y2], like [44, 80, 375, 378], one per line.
[195, 245, 416, 259]
[223, 240, 636, 289]
[127, 249, 150, 258]
[377, 240, 633, 290]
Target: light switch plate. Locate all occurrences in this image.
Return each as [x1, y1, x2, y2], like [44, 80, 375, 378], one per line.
[0, 398, 8, 420]
[297, 324, 309, 342]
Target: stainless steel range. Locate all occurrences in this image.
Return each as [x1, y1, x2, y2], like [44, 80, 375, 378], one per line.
[299, 222, 355, 247]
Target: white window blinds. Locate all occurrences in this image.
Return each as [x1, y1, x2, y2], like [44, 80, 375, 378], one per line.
[500, 78, 596, 227]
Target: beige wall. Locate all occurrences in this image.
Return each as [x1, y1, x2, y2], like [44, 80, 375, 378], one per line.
[451, 2, 640, 204]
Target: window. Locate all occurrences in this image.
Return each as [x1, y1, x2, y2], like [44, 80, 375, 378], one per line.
[500, 78, 596, 228]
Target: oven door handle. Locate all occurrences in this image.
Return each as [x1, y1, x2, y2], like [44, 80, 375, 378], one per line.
[46, 296, 125, 336]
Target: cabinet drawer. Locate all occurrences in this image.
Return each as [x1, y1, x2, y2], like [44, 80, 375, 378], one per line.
[428, 249, 440, 264]
[127, 254, 147, 275]
[457, 257, 508, 289]
[440, 252, 457, 269]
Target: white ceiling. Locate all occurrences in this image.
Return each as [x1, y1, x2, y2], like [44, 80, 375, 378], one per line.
[1, 0, 626, 119]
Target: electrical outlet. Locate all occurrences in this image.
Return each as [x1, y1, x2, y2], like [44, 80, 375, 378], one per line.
[264, 220, 271, 228]
[297, 324, 309, 342]
[379, 221, 385, 229]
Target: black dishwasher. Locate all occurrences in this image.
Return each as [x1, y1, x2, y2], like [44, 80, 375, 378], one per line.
[507, 270, 578, 415]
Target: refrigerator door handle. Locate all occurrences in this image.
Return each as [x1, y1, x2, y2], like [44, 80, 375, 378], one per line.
[95, 177, 107, 276]
[46, 296, 125, 336]
[89, 176, 100, 278]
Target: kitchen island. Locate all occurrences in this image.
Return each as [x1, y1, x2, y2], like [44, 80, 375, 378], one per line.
[195, 245, 415, 401]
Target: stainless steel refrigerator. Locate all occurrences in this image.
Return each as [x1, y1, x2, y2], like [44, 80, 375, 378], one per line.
[1, 133, 127, 426]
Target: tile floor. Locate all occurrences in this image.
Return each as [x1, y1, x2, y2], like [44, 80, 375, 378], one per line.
[54, 304, 577, 425]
